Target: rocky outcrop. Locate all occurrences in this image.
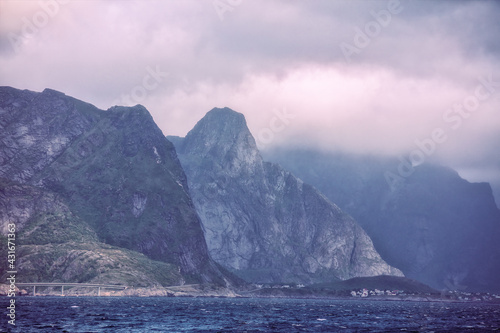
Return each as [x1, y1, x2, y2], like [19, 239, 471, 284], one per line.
[0, 87, 236, 286]
[265, 148, 500, 292]
[0, 179, 183, 286]
[170, 108, 402, 283]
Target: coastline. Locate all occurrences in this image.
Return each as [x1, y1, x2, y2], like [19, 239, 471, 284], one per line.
[1, 284, 499, 304]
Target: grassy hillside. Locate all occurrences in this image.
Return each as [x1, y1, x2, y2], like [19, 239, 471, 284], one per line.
[309, 275, 438, 294]
[0, 181, 184, 287]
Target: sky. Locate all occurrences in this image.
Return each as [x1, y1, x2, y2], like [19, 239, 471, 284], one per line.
[1, 0, 499, 205]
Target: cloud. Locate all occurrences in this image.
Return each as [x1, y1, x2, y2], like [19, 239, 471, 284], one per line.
[0, 0, 499, 196]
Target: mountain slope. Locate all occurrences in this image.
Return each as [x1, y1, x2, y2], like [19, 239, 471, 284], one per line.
[169, 108, 402, 283]
[0, 178, 182, 286]
[0, 86, 235, 286]
[264, 148, 500, 292]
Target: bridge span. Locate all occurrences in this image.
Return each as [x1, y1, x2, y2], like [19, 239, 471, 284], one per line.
[16, 282, 128, 296]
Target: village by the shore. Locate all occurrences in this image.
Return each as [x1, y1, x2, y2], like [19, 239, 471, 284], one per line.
[1, 283, 500, 303]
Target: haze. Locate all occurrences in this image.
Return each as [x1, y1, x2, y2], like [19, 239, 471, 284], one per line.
[1, 0, 499, 204]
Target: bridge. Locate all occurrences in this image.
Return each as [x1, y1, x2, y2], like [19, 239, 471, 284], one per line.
[16, 282, 128, 296]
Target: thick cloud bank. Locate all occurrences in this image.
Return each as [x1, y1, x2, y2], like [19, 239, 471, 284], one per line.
[1, 0, 499, 203]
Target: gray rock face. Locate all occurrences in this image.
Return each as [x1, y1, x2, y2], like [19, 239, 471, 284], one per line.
[0, 179, 99, 244]
[0, 180, 185, 287]
[0, 86, 235, 286]
[0, 88, 99, 183]
[265, 148, 500, 292]
[170, 108, 402, 283]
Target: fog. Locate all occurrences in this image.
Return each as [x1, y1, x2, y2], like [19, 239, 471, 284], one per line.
[1, 0, 499, 204]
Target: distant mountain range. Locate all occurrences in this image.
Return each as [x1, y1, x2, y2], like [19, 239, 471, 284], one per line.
[264, 149, 500, 292]
[1, 86, 498, 293]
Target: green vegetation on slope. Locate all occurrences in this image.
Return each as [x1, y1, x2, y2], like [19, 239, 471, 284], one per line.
[0, 181, 183, 287]
[308, 275, 438, 294]
[17, 242, 182, 287]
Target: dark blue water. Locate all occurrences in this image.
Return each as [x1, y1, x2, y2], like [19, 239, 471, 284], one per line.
[1, 296, 499, 332]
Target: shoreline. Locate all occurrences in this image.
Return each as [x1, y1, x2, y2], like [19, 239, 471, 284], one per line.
[2, 294, 500, 305]
[2, 287, 499, 304]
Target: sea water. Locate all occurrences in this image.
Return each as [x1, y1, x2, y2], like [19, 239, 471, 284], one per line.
[1, 296, 499, 332]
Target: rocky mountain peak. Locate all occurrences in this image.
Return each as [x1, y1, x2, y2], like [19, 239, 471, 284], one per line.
[179, 107, 263, 177]
[171, 108, 403, 284]
[41, 88, 66, 96]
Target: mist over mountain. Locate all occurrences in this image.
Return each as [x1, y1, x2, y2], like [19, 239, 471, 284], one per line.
[169, 108, 402, 284]
[264, 148, 500, 292]
[0, 86, 237, 287]
[2, 85, 497, 294]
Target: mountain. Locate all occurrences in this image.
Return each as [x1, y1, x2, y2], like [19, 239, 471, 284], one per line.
[264, 148, 500, 292]
[0, 87, 237, 287]
[0, 179, 182, 286]
[169, 108, 402, 284]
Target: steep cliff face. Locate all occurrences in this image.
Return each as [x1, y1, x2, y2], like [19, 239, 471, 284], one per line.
[0, 86, 234, 286]
[265, 149, 500, 292]
[170, 108, 402, 283]
[0, 179, 183, 286]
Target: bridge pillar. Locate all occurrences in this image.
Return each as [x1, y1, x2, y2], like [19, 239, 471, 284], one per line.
[98, 286, 101, 296]
[61, 285, 64, 296]
[33, 285, 36, 296]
